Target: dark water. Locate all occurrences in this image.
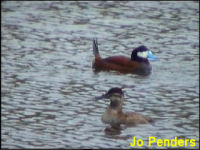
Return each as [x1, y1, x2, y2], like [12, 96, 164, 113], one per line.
[1, 1, 199, 149]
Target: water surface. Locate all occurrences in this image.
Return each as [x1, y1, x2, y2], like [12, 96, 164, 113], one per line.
[1, 1, 199, 149]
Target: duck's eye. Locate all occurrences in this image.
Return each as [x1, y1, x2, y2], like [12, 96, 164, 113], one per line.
[137, 51, 148, 58]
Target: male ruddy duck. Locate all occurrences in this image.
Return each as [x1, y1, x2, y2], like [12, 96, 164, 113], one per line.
[95, 87, 153, 128]
[92, 38, 157, 75]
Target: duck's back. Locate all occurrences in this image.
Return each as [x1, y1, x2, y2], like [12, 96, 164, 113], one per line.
[103, 56, 135, 66]
[120, 112, 154, 125]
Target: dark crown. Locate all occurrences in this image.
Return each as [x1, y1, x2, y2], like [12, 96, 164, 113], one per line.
[106, 87, 123, 96]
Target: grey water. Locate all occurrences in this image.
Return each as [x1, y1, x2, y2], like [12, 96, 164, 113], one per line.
[1, 1, 199, 149]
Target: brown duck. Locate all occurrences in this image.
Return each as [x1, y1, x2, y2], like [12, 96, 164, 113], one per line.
[95, 87, 154, 128]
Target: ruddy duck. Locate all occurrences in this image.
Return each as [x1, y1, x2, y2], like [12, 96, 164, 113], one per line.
[92, 38, 157, 75]
[95, 87, 153, 128]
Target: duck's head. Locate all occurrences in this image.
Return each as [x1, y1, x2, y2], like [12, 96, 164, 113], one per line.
[95, 87, 124, 109]
[131, 45, 157, 63]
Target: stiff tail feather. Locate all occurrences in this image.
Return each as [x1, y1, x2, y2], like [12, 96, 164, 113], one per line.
[93, 38, 100, 58]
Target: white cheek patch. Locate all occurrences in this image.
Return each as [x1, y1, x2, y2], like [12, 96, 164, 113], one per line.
[137, 51, 148, 58]
[110, 94, 121, 102]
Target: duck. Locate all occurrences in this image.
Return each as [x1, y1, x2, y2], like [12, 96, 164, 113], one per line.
[92, 38, 157, 75]
[95, 87, 154, 128]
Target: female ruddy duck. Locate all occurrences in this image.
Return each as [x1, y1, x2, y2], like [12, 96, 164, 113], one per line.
[92, 38, 157, 75]
[95, 88, 153, 128]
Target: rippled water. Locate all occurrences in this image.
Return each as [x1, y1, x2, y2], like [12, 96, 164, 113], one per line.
[2, 1, 199, 149]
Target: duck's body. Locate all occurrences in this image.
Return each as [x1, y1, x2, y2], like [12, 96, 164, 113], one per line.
[94, 56, 152, 75]
[102, 109, 152, 126]
[96, 87, 153, 127]
[92, 39, 157, 75]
